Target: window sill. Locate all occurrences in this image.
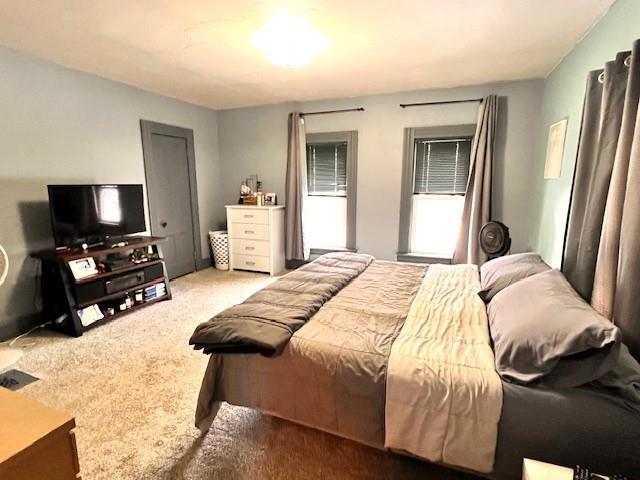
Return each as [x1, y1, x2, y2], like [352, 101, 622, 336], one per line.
[396, 253, 452, 264]
[307, 193, 348, 198]
[310, 247, 357, 256]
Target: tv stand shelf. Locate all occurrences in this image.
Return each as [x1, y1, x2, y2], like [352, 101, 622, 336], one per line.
[75, 259, 164, 284]
[36, 236, 171, 337]
[76, 278, 167, 309]
[38, 236, 166, 262]
[88, 292, 169, 326]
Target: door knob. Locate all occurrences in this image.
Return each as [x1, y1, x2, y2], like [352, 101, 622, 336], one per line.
[160, 221, 167, 228]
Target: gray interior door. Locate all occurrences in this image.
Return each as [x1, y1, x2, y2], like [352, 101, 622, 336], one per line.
[140, 121, 201, 279]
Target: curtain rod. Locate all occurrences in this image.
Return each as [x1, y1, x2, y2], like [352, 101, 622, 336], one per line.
[399, 98, 482, 108]
[301, 107, 365, 117]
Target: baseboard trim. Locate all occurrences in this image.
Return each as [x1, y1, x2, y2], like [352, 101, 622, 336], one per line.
[196, 257, 212, 271]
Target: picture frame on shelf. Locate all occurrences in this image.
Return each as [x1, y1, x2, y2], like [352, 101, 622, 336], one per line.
[68, 257, 98, 280]
[264, 193, 277, 205]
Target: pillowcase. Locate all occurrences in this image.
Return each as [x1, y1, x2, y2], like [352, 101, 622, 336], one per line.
[479, 252, 550, 303]
[488, 269, 621, 388]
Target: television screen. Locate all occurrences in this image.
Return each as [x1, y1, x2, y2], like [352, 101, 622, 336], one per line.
[48, 184, 146, 247]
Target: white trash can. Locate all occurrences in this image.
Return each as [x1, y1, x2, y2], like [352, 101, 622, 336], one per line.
[209, 230, 229, 270]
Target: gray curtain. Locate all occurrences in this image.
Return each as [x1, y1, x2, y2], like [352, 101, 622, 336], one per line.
[284, 112, 309, 261]
[453, 95, 499, 265]
[563, 52, 629, 301]
[563, 40, 640, 358]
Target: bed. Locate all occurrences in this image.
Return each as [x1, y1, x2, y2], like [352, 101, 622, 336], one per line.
[191, 253, 640, 479]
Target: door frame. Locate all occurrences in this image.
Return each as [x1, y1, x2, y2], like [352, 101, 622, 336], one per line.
[140, 119, 202, 273]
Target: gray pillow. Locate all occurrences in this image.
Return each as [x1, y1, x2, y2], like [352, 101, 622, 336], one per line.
[488, 269, 621, 388]
[479, 252, 550, 303]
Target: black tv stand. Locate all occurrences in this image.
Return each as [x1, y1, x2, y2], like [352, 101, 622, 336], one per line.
[36, 236, 171, 337]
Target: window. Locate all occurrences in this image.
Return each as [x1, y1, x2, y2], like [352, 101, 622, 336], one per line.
[398, 125, 475, 260]
[305, 131, 357, 251]
[307, 142, 347, 195]
[413, 139, 471, 195]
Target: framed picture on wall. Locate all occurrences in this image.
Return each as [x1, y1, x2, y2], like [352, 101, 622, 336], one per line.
[544, 118, 568, 179]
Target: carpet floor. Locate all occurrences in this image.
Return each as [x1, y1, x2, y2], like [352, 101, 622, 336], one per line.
[10, 268, 480, 479]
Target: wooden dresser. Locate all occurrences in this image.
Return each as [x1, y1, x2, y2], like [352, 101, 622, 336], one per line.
[226, 205, 285, 275]
[0, 388, 80, 480]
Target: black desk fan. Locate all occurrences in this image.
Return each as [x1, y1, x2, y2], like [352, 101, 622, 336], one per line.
[479, 221, 511, 259]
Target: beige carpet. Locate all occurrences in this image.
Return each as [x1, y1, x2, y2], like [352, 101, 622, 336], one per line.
[10, 268, 480, 480]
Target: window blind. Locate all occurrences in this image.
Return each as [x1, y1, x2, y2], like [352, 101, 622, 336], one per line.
[306, 142, 348, 196]
[413, 138, 472, 194]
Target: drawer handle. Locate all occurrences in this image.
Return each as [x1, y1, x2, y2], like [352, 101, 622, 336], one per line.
[246, 261, 255, 266]
[245, 246, 255, 251]
[243, 214, 254, 218]
[244, 230, 254, 234]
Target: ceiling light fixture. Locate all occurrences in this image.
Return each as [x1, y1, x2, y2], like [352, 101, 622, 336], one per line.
[252, 12, 330, 68]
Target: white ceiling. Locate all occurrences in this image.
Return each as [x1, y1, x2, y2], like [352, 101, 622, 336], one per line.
[0, 0, 614, 109]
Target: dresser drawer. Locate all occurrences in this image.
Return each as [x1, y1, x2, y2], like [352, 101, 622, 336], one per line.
[229, 222, 270, 241]
[228, 208, 269, 225]
[233, 238, 270, 257]
[232, 254, 270, 272]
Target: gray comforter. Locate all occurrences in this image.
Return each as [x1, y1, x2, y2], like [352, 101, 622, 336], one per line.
[189, 252, 374, 356]
[195, 259, 427, 446]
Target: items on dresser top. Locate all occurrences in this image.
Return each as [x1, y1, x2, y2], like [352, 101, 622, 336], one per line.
[239, 174, 271, 205]
[0, 387, 81, 480]
[226, 205, 285, 275]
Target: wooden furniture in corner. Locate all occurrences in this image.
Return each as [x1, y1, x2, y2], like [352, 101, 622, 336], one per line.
[0, 387, 80, 480]
[35, 236, 172, 337]
[226, 205, 285, 275]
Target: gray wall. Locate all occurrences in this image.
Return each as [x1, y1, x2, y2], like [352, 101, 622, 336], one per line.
[528, 0, 640, 267]
[0, 47, 223, 339]
[218, 80, 544, 260]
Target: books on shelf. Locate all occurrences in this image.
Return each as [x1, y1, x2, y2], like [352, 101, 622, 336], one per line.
[144, 282, 166, 301]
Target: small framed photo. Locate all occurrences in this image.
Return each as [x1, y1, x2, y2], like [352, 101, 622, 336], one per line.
[264, 193, 277, 206]
[544, 118, 568, 179]
[68, 257, 98, 280]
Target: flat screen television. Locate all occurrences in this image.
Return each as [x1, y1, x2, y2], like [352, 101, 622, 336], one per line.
[48, 184, 146, 247]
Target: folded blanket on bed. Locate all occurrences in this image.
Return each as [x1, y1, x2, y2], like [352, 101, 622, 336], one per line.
[385, 264, 503, 474]
[189, 252, 374, 356]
